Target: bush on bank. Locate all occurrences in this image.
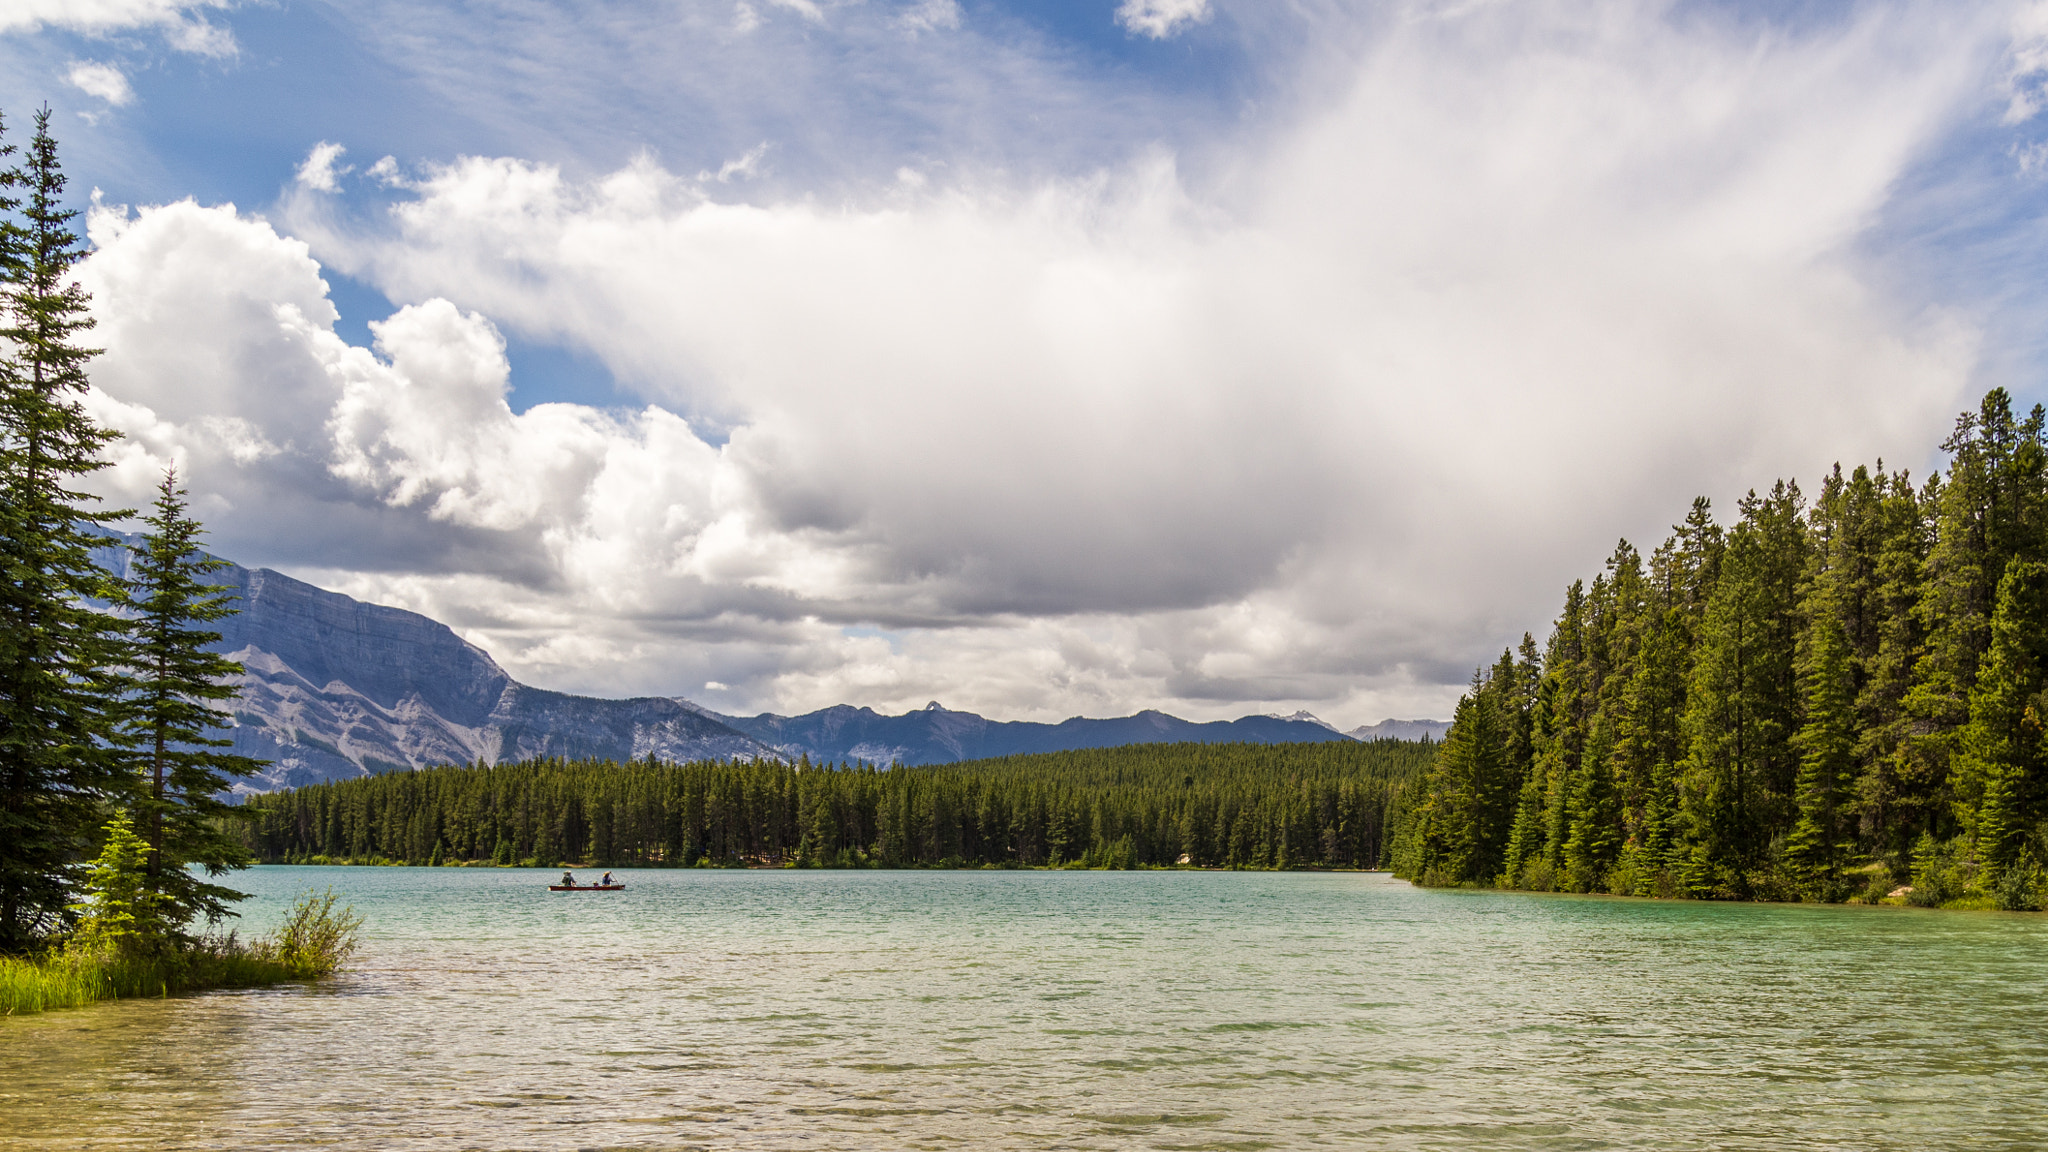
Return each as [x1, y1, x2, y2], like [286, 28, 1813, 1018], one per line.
[2, 872, 363, 1018]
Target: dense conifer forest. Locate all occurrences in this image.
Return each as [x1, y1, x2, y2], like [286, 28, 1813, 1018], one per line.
[235, 740, 1432, 870]
[1393, 389, 2048, 911]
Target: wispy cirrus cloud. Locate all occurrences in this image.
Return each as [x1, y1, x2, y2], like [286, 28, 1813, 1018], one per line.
[303, 0, 1263, 201]
[0, 0, 237, 56]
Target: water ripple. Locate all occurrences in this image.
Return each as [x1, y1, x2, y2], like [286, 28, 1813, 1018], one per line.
[4, 869, 2047, 1150]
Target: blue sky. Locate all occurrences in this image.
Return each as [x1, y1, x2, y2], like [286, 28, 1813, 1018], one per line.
[5, 1, 2048, 723]
[6, 0, 1279, 406]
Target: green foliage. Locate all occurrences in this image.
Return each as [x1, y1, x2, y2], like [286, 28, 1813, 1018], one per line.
[2, 885, 362, 1016]
[0, 951, 108, 1014]
[1399, 391, 2048, 910]
[1992, 848, 2046, 912]
[117, 468, 260, 937]
[1676, 482, 1806, 896]
[237, 741, 1432, 871]
[0, 111, 268, 955]
[0, 108, 133, 950]
[0, 934, 343, 1017]
[1403, 645, 1537, 886]
[1953, 559, 2048, 884]
[1785, 612, 1857, 900]
[65, 811, 176, 959]
[1907, 833, 1967, 908]
[250, 888, 363, 977]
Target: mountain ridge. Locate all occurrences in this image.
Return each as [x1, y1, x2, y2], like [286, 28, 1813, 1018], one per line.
[96, 539, 1446, 790]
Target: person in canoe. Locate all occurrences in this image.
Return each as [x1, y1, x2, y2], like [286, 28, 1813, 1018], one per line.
[561, 870, 575, 888]
[600, 872, 614, 887]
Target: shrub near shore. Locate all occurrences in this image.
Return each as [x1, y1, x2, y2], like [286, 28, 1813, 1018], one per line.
[0, 886, 362, 1017]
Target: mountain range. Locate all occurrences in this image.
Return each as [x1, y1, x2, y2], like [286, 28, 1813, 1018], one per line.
[96, 541, 1446, 792]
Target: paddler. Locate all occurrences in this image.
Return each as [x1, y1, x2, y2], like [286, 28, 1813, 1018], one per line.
[561, 870, 575, 888]
[600, 871, 614, 887]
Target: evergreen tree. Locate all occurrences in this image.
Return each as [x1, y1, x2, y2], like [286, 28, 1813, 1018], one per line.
[242, 742, 1432, 872]
[1666, 496, 1725, 621]
[1562, 713, 1620, 891]
[1494, 636, 1544, 885]
[1613, 607, 1688, 894]
[1409, 664, 1518, 884]
[1500, 760, 1546, 886]
[0, 109, 130, 950]
[1786, 611, 1856, 900]
[1529, 581, 1590, 887]
[1955, 559, 2048, 883]
[1854, 468, 1931, 871]
[118, 468, 262, 937]
[1675, 483, 1806, 896]
[66, 810, 175, 959]
[1904, 391, 2048, 843]
[1393, 394, 2048, 906]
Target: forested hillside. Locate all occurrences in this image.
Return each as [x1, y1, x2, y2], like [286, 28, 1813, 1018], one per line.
[236, 740, 1432, 870]
[1395, 389, 2048, 911]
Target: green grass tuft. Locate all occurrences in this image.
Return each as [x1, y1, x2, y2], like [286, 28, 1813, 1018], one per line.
[2, 887, 364, 1016]
[0, 954, 109, 1015]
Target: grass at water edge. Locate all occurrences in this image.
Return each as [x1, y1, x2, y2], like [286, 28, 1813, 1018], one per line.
[1, 887, 363, 1017]
[0, 948, 299, 1015]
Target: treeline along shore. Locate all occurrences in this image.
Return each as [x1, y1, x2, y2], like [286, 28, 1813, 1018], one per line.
[235, 741, 1432, 870]
[1395, 389, 2048, 912]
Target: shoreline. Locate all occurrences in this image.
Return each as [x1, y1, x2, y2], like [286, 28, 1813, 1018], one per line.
[251, 859, 1396, 874]
[1400, 876, 2042, 914]
[0, 948, 305, 1017]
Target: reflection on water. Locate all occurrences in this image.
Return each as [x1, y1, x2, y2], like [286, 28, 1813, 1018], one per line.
[4, 868, 2047, 1150]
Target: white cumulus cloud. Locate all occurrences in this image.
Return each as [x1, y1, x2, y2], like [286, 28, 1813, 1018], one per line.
[65, 60, 133, 106]
[1116, 0, 1210, 39]
[74, 3, 2013, 726]
[295, 142, 350, 193]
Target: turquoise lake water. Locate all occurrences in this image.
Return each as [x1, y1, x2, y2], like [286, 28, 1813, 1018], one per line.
[5, 866, 2048, 1150]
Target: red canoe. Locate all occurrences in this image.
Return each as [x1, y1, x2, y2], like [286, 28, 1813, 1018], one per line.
[548, 884, 626, 891]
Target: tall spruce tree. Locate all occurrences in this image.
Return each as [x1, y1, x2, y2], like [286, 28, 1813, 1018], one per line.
[1904, 391, 2048, 842]
[1562, 712, 1620, 891]
[1675, 482, 1806, 897]
[1955, 559, 2048, 883]
[0, 109, 131, 950]
[119, 469, 260, 937]
[1614, 607, 1689, 894]
[1856, 468, 1931, 870]
[1410, 662, 1520, 883]
[1530, 580, 1590, 887]
[1491, 638, 1542, 885]
[1786, 611, 1856, 901]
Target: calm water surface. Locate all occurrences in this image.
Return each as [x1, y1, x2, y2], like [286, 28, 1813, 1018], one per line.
[4, 867, 2047, 1150]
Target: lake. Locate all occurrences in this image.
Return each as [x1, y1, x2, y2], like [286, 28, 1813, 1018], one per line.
[5, 867, 2047, 1150]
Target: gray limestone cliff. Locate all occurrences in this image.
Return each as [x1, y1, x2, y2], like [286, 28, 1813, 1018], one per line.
[96, 540, 775, 792]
